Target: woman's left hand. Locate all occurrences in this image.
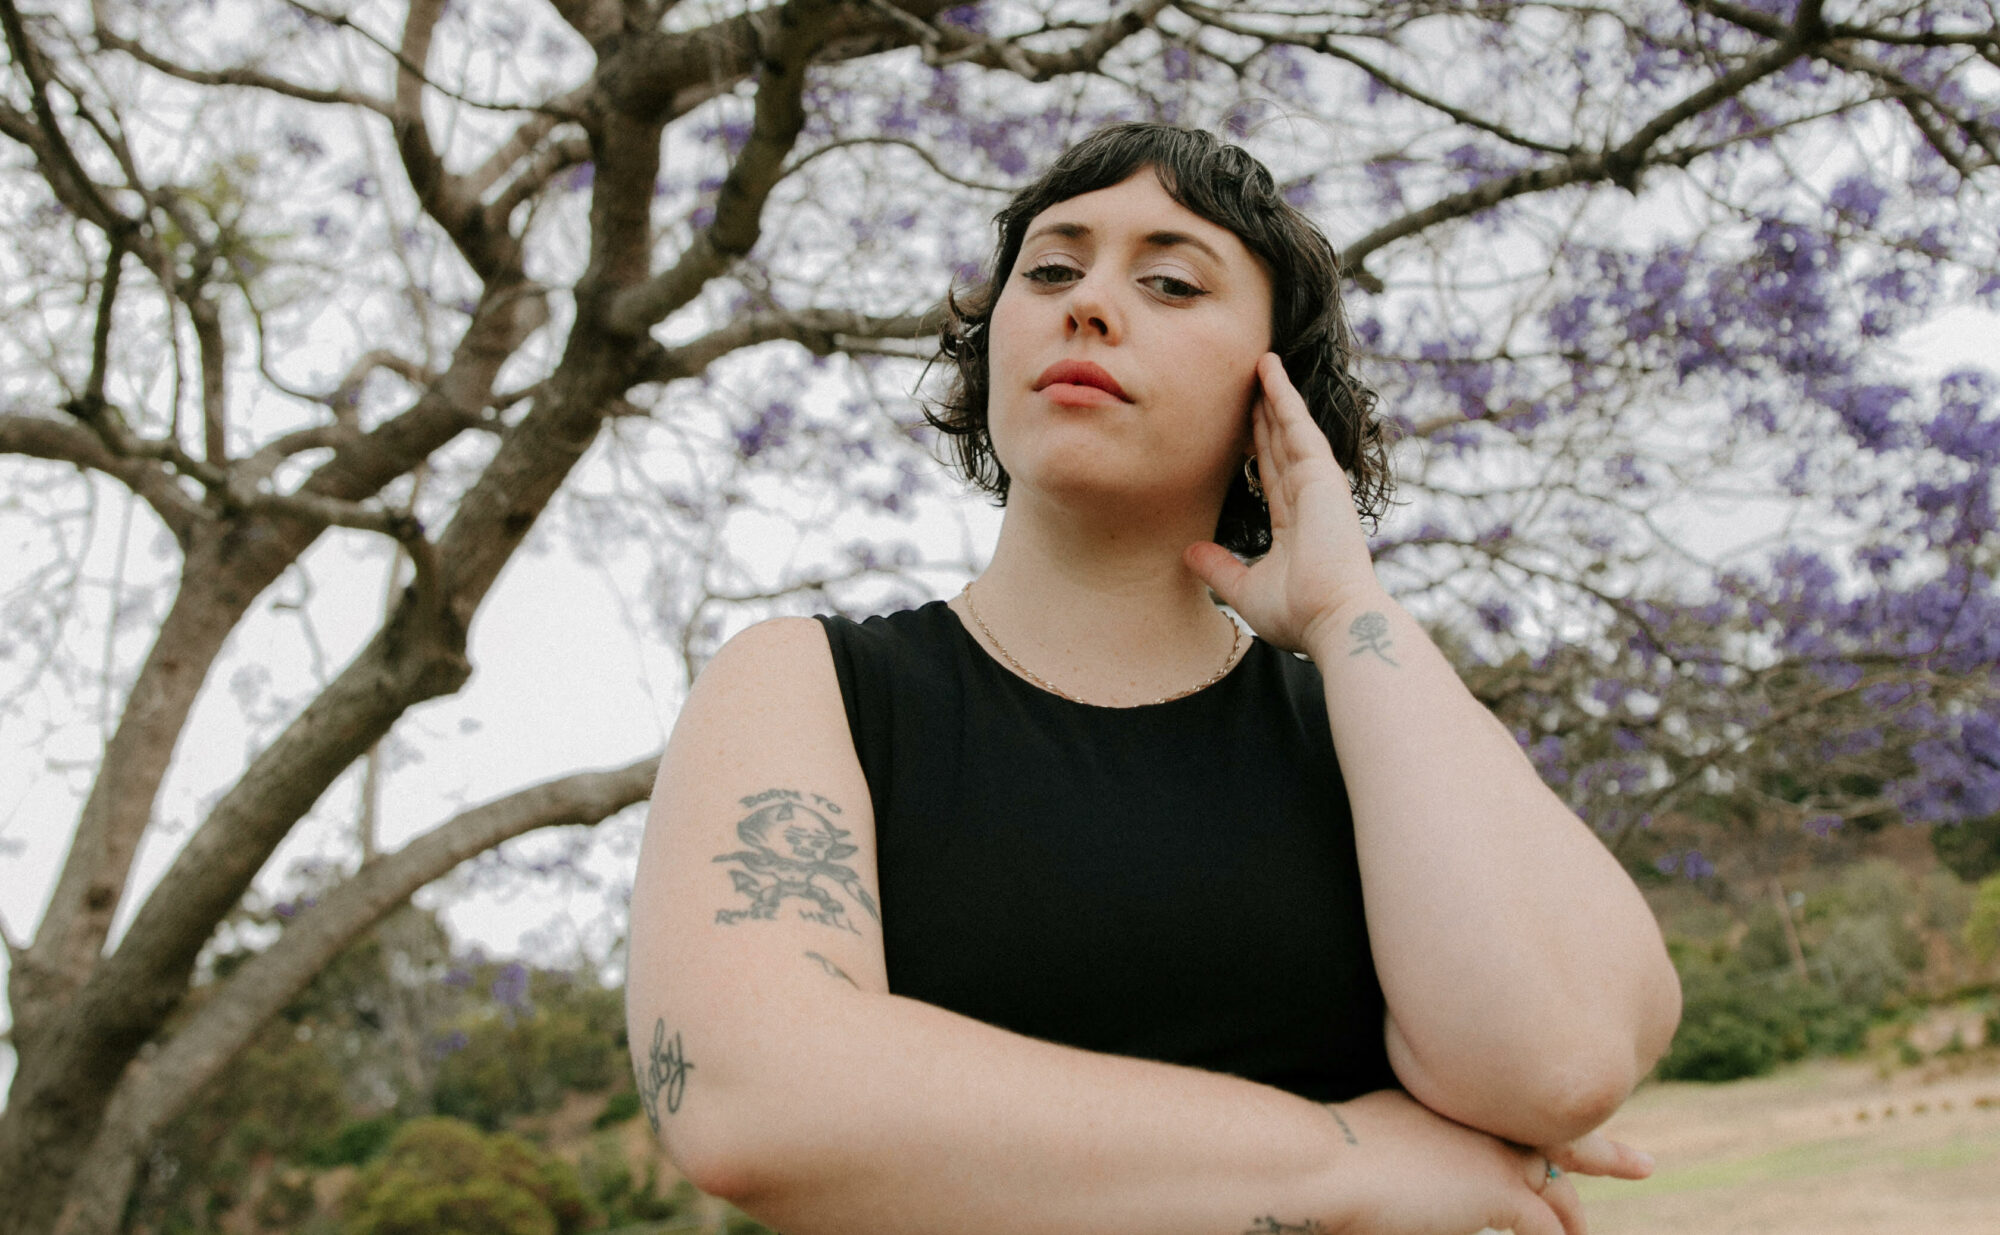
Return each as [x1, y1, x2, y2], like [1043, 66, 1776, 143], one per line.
[1184, 352, 1385, 653]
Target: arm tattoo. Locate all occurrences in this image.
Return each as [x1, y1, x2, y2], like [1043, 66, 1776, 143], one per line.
[1322, 1103, 1360, 1145]
[1243, 1219, 1331, 1234]
[637, 1019, 693, 1133]
[805, 950, 860, 987]
[711, 788, 881, 933]
[1346, 610, 1399, 667]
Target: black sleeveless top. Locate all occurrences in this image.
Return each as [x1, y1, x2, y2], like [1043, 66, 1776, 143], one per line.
[814, 601, 1396, 1102]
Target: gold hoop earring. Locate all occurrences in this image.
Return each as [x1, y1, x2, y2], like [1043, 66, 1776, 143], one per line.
[1244, 456, 1264, 500]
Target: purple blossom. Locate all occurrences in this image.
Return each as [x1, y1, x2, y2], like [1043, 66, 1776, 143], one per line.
[283, 130, 325, 162]
[490, 961, 530, 1010]
[429, 1029, 470, 1059]
[1476, 599, 1515, 634]
[735, 401, 797, 459]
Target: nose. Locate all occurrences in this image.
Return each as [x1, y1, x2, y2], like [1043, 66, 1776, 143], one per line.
[1062, 275, 1121, 343]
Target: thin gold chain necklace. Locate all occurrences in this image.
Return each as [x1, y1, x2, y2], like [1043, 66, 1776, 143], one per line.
[958, 581, 1243, 707]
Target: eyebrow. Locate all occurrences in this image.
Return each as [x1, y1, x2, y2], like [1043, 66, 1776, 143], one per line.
[1021, 221, 1226, 266]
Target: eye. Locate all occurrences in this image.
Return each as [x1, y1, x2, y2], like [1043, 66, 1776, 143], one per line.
[1143, 274, 1208, 301]
[1022, 261, 1081, 286]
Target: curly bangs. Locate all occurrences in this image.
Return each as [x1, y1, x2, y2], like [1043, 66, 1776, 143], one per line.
[925, 122, 1390, 556]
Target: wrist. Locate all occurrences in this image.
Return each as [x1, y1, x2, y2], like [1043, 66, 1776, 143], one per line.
[1301, 589, 1399, 664]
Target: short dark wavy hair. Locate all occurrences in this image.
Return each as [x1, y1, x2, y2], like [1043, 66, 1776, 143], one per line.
[926, 122, 1390, 556]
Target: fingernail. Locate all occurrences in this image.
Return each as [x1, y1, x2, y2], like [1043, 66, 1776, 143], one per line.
[1634, 1150, 1655, 1171]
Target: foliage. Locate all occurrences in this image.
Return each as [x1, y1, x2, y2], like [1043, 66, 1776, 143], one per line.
[431, 971, 628, 1129]
[1932, 814, 2000, 883]
[130, 916, 629, 1232]
[341, 1118, 594, 1235]
[577, 1132, 694, 1229]
[1656, 859, 1941, 1081]
[302, 1116, 401, 1169]
[591, 1090, 643, 1130]
[2, 1, 1996, 1229]
[1657, 942, 1870, 1083]
[1967, 873, 2000, 964]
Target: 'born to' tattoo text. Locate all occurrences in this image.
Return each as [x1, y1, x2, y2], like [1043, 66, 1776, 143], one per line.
[712, 789, 880, 933]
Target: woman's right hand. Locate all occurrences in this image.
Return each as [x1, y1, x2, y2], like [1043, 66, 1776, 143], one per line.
[1330, 1090, 1606, 1235]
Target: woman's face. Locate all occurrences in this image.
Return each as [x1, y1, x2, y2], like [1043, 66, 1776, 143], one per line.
[986, 171, 1274, 518]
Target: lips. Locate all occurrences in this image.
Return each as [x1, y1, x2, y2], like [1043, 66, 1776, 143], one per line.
[1034, 360, 1130, 402]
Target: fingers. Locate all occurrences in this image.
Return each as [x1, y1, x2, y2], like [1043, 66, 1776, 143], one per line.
[1546, 1132, 1655, 1180]
[1513, 1149, 1586, 1235]
[1183, 541, 1250, 608]
[1540, 1171, 1589, 1235]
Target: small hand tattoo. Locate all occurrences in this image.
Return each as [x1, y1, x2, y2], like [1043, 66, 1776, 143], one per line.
[1323, 1103, 1359, 1145]
[712, 789, 880, 933]
[638, 1019, 693, 1131]
[1347, 610, 1398, 667]
[805, 950, 859, 987]
[1244, 1218, 1332, 1235]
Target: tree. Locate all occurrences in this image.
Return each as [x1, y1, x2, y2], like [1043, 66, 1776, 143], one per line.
[1, 2, 1995, 1232]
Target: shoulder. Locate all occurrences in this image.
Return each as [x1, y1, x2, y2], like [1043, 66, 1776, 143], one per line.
[676, 618, 840, 734]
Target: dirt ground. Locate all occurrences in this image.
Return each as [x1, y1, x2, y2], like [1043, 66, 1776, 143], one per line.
[1573, 1049, 2000, 1235]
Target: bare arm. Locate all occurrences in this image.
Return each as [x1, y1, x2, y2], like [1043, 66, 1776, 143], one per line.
[1311, 593, 1681, 1145]
[625, 618, 1588, 1235]
[1189, 354, 1682, 1149]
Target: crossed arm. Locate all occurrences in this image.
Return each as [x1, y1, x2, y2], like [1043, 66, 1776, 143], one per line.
[624, 614, 1676, 1235]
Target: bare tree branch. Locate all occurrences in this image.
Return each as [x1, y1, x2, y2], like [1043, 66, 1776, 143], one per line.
[0, 414, 200, 541]
[0, 0, 136, 238]
[1179, 3, 1578, 157]
[392, 0, 519, 280]
[606, 0, 846, 335]
[88, 1, 394, 117]
[866, 0, 1172, 80]
[50, 755, 658, 1235]
[1340, 3, 1827, 283]
[640, 306, 946, 385]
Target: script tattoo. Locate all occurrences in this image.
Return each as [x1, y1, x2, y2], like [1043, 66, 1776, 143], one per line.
[1243, 1219, 1332, 1235]
[1346, 610, 1398, 667]
[805, 951, 859, 987]
[713, 789, 880, 933]
[638, 1019, 693, 1132]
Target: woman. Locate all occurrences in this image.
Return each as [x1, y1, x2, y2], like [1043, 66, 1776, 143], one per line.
[626, 123, 1681, 1235]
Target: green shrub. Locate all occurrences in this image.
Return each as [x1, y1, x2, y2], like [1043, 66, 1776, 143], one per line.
[303, 1115, 400, 1168]
[342, 1117, 594, 1235]
[431, 979, 626, 1128]
[1933, 814, 2000, 883]
[578, 1132, 690, 1227]
[1656, 945, 1872, 1082]
[1966, 873, 2000, 964]
[592, 1090, 642, 1130]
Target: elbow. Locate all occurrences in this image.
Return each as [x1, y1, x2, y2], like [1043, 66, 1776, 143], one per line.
[1516, 1055, 1643, 1142]
[660, 1110, 781, 1210]
[656, 1079, 828, 1207]
[1515, 987, 1684, 1141]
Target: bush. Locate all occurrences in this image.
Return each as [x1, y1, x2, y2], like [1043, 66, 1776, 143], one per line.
[1656, 945, 1871, 1082]
[431, 976, 625, 1129]
[303, 1115, 400, 1168]
[592, 1090, 642, 1130]
[1932, 814, 2000, 883]
[1966, 873, 2000, 964]
[342, 1118, 594, 1235]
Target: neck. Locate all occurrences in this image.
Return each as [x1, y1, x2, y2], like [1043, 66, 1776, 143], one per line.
[953, 489, 1241, 706]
